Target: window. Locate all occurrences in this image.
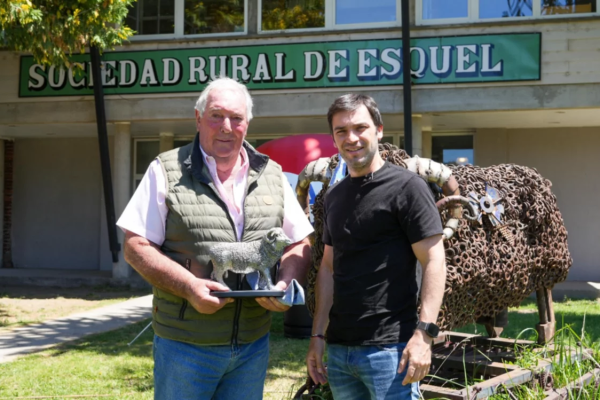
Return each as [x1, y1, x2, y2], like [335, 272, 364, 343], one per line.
[127, 0, 247, 38]
[431, 135, 473, 165]
[480, 0, 533, 18]
[134, 140, 160, 189]
[260, 0, 400, 31]
[542, 0, 596, 14]
[126, 0, 175, 35]
[184, 0, 245, 34]
[335, 0, 396, 25]
[418, 0, 598, 24]
[261, 0, 324, 30]
[422, 0, 468, 20]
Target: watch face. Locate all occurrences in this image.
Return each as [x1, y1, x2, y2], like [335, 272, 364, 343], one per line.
[427, 323, 440, 338]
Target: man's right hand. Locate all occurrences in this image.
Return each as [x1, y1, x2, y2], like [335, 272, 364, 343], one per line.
[306, 337, 328, 385]
[186, 278, 234, 314]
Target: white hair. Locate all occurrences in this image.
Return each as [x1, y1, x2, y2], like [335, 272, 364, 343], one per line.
[194, 77, 254, 121]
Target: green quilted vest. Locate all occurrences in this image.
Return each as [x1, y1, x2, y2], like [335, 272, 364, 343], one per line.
[152, 134, 285, 345]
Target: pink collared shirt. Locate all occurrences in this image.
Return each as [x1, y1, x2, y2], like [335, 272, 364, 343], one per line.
[199, 146, 249, 241]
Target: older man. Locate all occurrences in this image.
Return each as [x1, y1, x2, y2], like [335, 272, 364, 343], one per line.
[306, 94, 446, 400]
[117, 77, 313, 399]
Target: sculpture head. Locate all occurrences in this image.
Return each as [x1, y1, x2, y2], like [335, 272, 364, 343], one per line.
[264, 227, 293, 252]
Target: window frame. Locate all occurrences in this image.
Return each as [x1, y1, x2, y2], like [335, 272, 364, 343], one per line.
[128, 0, 248, 40]
[416, 0, 600, 25]
[257, 0, 402, 34]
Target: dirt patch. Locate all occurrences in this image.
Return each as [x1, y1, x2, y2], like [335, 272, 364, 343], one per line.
[0, 285, 151, 330]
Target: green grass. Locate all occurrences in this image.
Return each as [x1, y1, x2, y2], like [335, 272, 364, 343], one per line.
[0, 319, 154, 399]
[458, 297, 600, 343]
[1, 299, 600, 399]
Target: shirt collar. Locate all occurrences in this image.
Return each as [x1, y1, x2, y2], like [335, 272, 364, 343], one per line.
[199, 143, 249, 172]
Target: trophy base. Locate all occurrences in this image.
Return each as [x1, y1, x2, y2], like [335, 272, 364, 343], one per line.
[211, 290, 285, 298]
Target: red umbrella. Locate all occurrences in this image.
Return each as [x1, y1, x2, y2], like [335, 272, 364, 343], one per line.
[256, 134, 338, 174]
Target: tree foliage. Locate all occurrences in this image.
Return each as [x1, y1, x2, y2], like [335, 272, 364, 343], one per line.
[184, 0, 244, 34]
[0, 0, 135, 67]
[261, 0, 324, 31]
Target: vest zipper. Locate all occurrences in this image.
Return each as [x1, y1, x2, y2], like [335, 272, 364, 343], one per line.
[179, 259, 192, 320]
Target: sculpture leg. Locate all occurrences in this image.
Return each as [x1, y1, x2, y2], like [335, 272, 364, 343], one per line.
[536, 288, 556, 345]
[478, 308, 508, 338]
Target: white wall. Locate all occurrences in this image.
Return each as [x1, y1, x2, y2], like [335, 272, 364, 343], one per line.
[475, 127, 600, 281]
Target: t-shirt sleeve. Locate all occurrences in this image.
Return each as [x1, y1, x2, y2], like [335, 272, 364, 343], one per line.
[398, 175, 443, 244]
[281, 172, 315, 243]
[116, 159, 168, 246]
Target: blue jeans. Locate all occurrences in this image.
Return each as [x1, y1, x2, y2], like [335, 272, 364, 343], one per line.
[327, 342, 420, 400]
[153, 333, 269, 400]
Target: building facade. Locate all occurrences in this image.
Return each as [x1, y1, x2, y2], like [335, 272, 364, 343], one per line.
[0, 0, 599, 282]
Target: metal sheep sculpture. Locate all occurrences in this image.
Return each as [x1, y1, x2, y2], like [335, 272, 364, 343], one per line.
[297, 143, 572, 341]
[208, 227, 293, 290]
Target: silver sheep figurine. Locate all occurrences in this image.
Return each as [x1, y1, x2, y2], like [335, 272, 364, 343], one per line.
[208, 228, 293, 290]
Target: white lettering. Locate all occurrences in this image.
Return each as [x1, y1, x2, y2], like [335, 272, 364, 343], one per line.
[456, 45, 478, 75]
[140, 59, 159, 86]
[231, 55, 251, 82]
[274, 53, 295, 81]
[410, 47, 427, 78]
[101, 61, 117, 87]
[327, 50, 348, 80]
[304, 51, 325, 80]
[48, 66, 66, 88]
[481, 44, 503, 75]
[380, 48, 401, 78]
[119, 60, 137, 86]
[163, 58, 181, 85]
[28, 64, 45, 89]
[209, 56, 228, 80]
[357, 49, 378, 78]
[189, 57, 208, 84]
[87, 62, 94, 87]
[253, 54, 272, 82]
[68, 63, 86, 88]
[430, 46, 452, 76]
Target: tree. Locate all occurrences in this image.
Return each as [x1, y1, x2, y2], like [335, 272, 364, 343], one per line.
[0, 0, 135, 67]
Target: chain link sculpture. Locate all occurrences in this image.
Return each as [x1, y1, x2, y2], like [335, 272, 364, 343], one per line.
[299, 143, 572, 331]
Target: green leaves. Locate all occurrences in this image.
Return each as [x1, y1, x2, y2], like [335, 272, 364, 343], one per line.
[0, 0, 136, 67]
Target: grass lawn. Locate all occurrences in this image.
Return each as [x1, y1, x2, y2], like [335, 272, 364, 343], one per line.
[458, 297, 600, 344]
[1, 298, 600, 399]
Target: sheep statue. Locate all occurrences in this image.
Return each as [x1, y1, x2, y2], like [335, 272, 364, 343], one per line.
[208, 227, 293, 290]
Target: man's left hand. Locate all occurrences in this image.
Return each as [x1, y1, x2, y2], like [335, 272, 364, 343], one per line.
[255, 281, 290, 312]
[398, 329, 433, 385]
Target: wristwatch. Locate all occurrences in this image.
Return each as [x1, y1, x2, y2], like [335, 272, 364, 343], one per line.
[416, 321, 440, 339]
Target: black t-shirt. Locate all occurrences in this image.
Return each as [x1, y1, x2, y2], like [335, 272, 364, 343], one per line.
[323, 162, 443, 345]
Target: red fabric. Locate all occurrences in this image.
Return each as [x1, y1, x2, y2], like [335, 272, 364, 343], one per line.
[256, 134, 338, 174]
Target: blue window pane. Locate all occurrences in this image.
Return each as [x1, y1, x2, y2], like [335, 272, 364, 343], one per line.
[336, 0, 396, 25]
[443, 149, 473, 165]
[423, 0, 468, 19]
[480, 0, 532, 18]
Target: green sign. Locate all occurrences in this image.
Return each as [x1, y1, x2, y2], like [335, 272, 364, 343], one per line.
[19, 33, 540, 97]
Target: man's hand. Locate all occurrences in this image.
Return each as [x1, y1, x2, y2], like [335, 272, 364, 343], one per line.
[398, 329, 433, 385]
[306, 337, 328, 385]
[186, 277, 234, 314]
[255, 281, 290, 312]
